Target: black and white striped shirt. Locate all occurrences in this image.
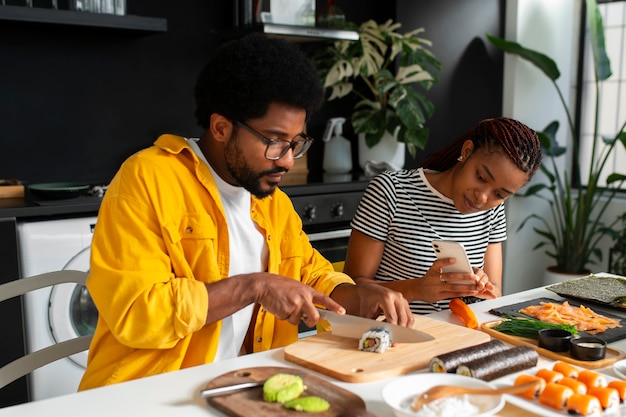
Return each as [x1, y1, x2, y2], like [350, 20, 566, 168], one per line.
[350, 168, 507, 315]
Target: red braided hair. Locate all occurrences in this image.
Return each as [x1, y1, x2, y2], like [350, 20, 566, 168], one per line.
[421, 117, 542, 179]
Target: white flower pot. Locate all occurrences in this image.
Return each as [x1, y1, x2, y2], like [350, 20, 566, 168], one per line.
[358, 131, 405, 171]
[543, 267, 588, 286]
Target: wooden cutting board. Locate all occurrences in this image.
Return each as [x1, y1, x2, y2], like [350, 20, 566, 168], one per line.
[204, 366, 366, 417]
[284, 314, 491, 382]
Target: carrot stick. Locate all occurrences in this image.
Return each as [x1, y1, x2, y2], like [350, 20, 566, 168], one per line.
[449, 298, 478, 329]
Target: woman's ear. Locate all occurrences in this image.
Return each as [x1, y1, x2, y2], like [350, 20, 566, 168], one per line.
[460, 139, 475, 160]
[210, 113, 233, 143]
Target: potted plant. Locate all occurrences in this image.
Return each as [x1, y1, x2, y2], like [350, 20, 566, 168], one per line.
[313, 19, 441, 168]
[608, 213, 626, 276]
[487, 0, 626, 277]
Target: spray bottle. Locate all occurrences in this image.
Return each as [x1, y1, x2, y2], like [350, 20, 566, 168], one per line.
[322, 117, 352, 174]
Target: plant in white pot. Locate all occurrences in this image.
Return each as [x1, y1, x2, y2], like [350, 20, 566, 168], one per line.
[313, 19, 441, 171]
[487, 0, 626, 280]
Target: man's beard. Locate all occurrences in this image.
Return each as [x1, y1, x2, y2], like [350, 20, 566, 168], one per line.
[223, 134, 287, 199]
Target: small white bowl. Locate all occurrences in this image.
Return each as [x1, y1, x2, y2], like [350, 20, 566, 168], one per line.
[382, 373, 505, 417]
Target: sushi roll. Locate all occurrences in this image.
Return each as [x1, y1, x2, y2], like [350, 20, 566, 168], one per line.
[428, 339, 507, 373]
[558, 377, 587, 395]
[456, 346, 538, 381]
[536, 368, 564, 384]
[577, 370, 608, 389]
[566, 393, 602, 417]
[514, 374, 546, 400]
[553, 360, 580, 379]
[539, 382, 574, 410]
[607, 380, 626, 401]
[359, 328, 391, 353]
[587, 386, 620, 409]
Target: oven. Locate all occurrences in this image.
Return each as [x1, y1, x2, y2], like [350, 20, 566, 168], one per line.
[286, 183, 367, 264]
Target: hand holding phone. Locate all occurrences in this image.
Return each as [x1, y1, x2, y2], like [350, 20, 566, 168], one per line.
[431, 240, 473, 275]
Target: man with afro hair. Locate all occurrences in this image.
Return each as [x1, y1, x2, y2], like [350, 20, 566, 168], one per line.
[79, 34, 412, 390]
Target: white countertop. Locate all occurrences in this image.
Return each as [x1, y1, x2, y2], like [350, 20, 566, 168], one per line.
[2, 286, 625, 417]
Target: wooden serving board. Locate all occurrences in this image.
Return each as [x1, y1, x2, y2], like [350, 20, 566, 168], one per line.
[481, 320, 626, 369]
[204, 366, 366, 417]
[284, 314, 491, 382]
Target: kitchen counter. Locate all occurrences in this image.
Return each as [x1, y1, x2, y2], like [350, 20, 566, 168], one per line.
[1, 286, 624, 417]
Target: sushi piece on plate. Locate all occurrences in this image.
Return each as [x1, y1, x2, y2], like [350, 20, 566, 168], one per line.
[513, 374, 546, 400]
[538, 382, 574, 410]
[577, 370, 608, 390]
[536, 368, 564, 384]
[566, 393, 602, 417]
[558, 376, 587, 395]
[607, 380, 626, 401]
[587, 386, 620, 409]
[553, 361, 579, 379]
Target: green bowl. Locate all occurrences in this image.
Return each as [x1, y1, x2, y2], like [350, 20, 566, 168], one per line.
[28, 182, 90, 200]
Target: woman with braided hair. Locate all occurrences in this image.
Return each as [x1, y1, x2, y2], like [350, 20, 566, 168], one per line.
[344, 117, 542, 315]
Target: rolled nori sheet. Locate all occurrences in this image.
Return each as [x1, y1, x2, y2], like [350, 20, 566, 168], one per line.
[456, 346, 538, 381]
[429, 339, 507, 373]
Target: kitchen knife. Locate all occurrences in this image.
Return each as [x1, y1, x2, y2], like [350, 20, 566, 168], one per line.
[315, 307, 434, 343]
[199, 380, 264, 398]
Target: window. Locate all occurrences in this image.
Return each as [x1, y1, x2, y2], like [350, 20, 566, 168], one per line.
[578, 0, 626, 190]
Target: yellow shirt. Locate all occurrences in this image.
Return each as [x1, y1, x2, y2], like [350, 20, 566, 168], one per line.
[79, 134, 353, 390]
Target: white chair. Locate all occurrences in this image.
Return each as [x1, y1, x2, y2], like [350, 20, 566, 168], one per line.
[0, 270, 93, 390]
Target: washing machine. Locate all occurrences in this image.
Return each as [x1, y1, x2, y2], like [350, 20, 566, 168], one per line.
[16, 216, 98, 401]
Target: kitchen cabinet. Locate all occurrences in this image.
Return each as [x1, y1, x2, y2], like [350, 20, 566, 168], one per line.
[0, 4, 166, 32]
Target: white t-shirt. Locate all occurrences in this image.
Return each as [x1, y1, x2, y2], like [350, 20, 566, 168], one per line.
[186, 138, 267, 360]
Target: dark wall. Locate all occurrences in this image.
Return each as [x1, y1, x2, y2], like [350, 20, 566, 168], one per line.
[397, 0, 505, 168]
[0, 2, 228, 184]
[0, 0, 502, 185]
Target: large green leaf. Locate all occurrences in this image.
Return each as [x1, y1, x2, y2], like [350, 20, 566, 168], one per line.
[486, 33, 560, 81]
[586, 0, 612, 81]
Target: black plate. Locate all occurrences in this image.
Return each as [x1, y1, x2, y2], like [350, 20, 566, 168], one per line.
[489, 297, 626, 343]
[27, 182, 90, 200]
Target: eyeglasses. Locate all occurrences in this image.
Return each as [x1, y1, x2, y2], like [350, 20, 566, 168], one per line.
[232, 120, 314, 160]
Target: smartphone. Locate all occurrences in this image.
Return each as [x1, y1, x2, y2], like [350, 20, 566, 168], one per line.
[431, 240, 473, 275]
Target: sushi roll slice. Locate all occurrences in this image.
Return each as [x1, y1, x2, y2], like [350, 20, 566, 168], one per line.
[359, 328, 391, 353]
[577, 370, 608, 390]
[456, 346, 538, 381]
[536, 368, 564, 384]
[587, 386, 620, 409]
[607, 380, 626, 401]
[514, 374, 546, 400]
[539, 382, 574, 410]
[558, 377, 587, 395]
[566, 393, 602, 417]
[553, 361, 580, 379]
[428, 339, 507, 373]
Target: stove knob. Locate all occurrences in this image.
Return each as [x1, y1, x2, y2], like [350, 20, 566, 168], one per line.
[331, 202, 344, 218]
[303, 204, 317, 222]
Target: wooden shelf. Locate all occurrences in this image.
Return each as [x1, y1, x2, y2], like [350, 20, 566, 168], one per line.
[0, 5, 167, 32]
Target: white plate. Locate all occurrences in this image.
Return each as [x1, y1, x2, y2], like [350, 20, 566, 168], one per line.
[614, 359, 626, 380]
[494, 361, 624, 417]
[382, 373, 505, 417]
